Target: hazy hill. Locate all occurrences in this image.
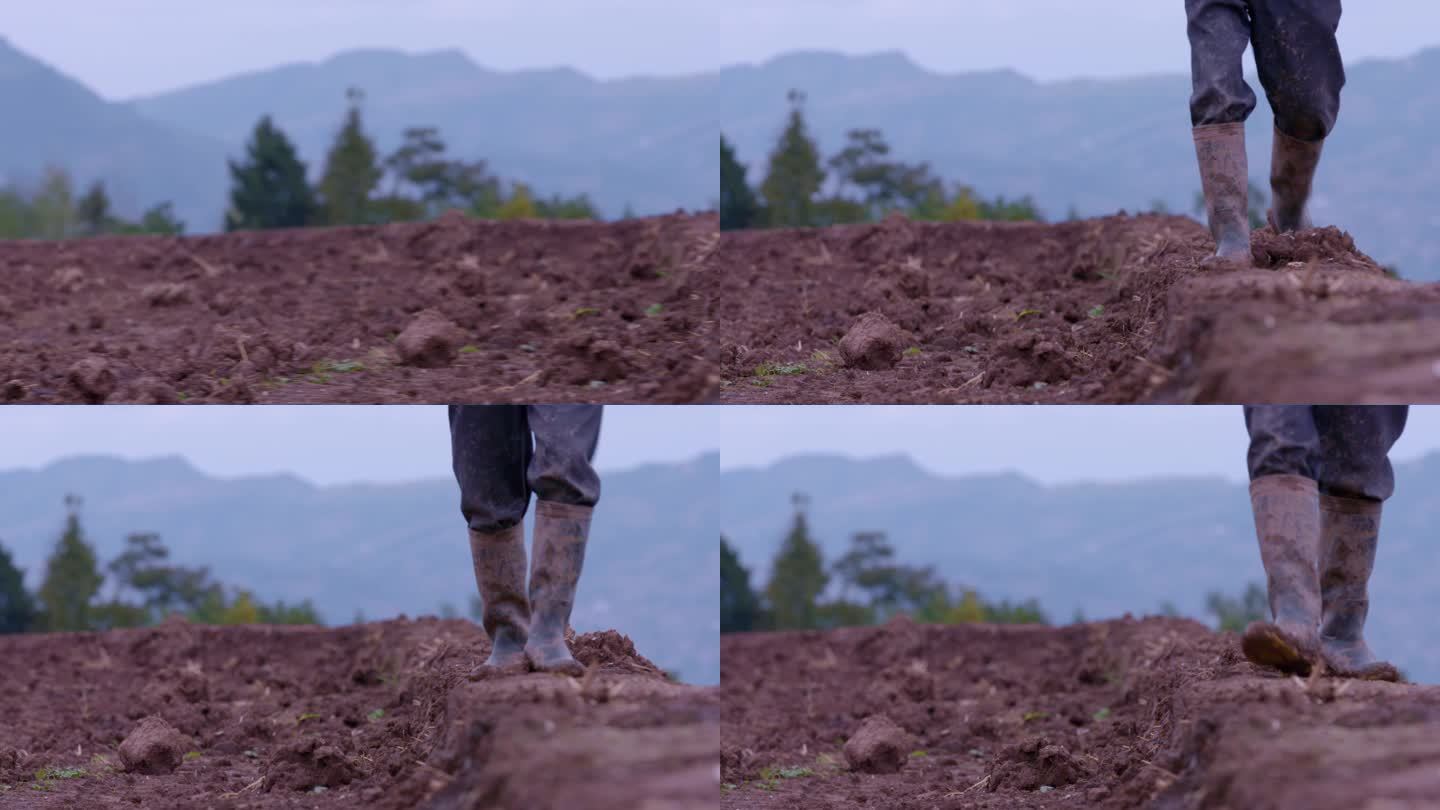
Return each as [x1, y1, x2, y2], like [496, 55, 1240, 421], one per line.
[722, 452, 1440, 684]
[0, 36, 229, 232]
[719, 49, 1440, 281]
[0, 453, 719, 684]
[0, 39, 713, 230]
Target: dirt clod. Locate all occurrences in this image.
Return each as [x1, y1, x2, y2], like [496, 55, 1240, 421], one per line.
[140, 282, 191, 307]
[395, 310, 465, 368]
[987, 737, 1087, 791]
[264, 736, 361, 792]
[118, 715, 189, 775]
[67, 355, 115, 402]
[839, 312, 909, 370]
[843, 714, 911, 774]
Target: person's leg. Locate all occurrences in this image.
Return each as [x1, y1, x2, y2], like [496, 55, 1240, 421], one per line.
[450, 404, 534, 674]
[1187, 0, 1257, 265]
[1311, 405, 1407, 680]
[1241, 405, 1325, 675]
[1249, 0, 1345, 231]
[523, 405, 602, 675]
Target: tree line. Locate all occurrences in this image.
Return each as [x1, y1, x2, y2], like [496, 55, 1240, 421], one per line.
[721, 493, 1048, 633]
[0, 496, 319, 634]
[720, 90, 1044, 232]
[0, 86, 605, 240]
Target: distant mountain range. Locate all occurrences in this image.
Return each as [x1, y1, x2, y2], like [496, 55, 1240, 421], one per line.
[719, 49, 1440, 281]
[0, 453, 719, 685]
[722, 452, 1440, 684]
[0, 37, 714, 230]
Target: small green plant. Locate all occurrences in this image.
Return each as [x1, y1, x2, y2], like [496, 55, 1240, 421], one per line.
[367, 709, 385, 721]
[35, 768, 84, 781]
[458, 345, 480, 354]
[1093, 707, 1111, 721]
[722, 783, 737, 792]
[1016, 309, 1041, 320]
[1022, 710, 1050, 723]
[644, 303, 664, 316]
[755, 362, 807, 377]
[910, 750, 928, 758]
[1088, 305, 1105, 318]
[903, 346, 922, 357]
[775, 767, 812, 779]
[183, 751, 202, 761]
[297, 712, 321, 724]
[573, 307, 599, 318]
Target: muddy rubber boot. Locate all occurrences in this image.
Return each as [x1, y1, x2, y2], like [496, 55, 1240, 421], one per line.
[1267, 127, 1323, 234]
[1192, 123, 1253, 268]
[467, 524, 530, 679]
[1318, 495, 1401, 682]
[525, 501, 592, 676]
[1241, 475, 1325, 676]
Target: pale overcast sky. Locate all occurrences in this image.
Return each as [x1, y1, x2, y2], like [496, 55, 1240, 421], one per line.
[5, 2, 1438, 99]
[0, 406, 718, 486]
[720, 406, 1440, 485]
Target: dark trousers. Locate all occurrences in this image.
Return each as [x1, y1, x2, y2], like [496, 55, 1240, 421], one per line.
[1244, 405, 1408, 501]
[1187, 0, 1344, 140]
[449, 405, 602, 532]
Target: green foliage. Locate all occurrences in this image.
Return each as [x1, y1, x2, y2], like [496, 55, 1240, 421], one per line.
[318, 89, 384, 226]
[1206, 582, 1268, 632]
[721, 536, 764, 633]
[759, 91, 827, 227]
[37, 496, 104, 632]
[720, 134, 760, 230]
[0, 542, 38, 633]
[733, 94, 1043, 229]
[226, 115, 319, 232]
[763, 493, 830, 630]
[496, 183, 538, 220]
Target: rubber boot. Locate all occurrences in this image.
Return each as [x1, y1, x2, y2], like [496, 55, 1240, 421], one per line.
[1192, 123, 1253, 268]
[1241, 475, 1325, 676]
[1267, 127, 1322, 233]
[1318, 495, 1401, 682]
[467, 524, 530, 679]
[525, 501, 592, 676]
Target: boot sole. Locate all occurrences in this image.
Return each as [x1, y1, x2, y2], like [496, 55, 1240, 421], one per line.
[1242, 623, 1315, 676]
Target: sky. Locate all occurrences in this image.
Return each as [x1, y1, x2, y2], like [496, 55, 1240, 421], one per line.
[719, 406, 1440, 485]
[0, 405, 719, 486]
[5, 1, 1438, 99]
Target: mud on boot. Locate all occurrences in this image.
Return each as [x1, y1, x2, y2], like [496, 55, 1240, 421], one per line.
[1318, 494, 1402, 682]
[1267, 127, 1323, 234]
[467, 524, 531, 680]
[1193, 123, 1254, 268]
[525, 500, 592, 677]
[1244, 475, 1324, 676]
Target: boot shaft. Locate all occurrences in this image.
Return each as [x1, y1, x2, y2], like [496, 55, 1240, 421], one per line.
[1269, 127, 1324, 230]
[1319, 494, 1381, 642]
[1249, 474, 1322, 627]
[469, 523, 530, 641]
[1193, 123, 1251, 249]
[529, 501, 593, 635]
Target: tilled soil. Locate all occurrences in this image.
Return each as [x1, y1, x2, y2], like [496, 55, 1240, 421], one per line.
[0, 213, 718, 404]
[0, 618, 718, 809]
[721, 616, 1440, 809]
[716, 215, 1440, 403]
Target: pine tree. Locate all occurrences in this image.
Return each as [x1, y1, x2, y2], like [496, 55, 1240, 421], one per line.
[225, 116, 318, 232]
[0, 541, 38, 633]
[37, 496, 104, 632]
[318, 88, 383, 226]
[720, 536, 761, 633]
[764, 493, 829, 630]
[759, 91, 826, 228]
[75, 181, 112, 236]
[719, 135, 760, 230]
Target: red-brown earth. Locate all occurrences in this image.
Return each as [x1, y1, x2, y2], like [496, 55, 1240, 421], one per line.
[717, 215, 1440, 403]
[721, 616, 1440, 809]
[0, 213, 718, 404]
[0, 618, 718, 809]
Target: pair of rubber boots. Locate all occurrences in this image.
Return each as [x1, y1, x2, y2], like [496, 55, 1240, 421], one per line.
[1193, 122, 1323, 266]
[468, 501, 592, 678]
[1242, 475, 1400, 681]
